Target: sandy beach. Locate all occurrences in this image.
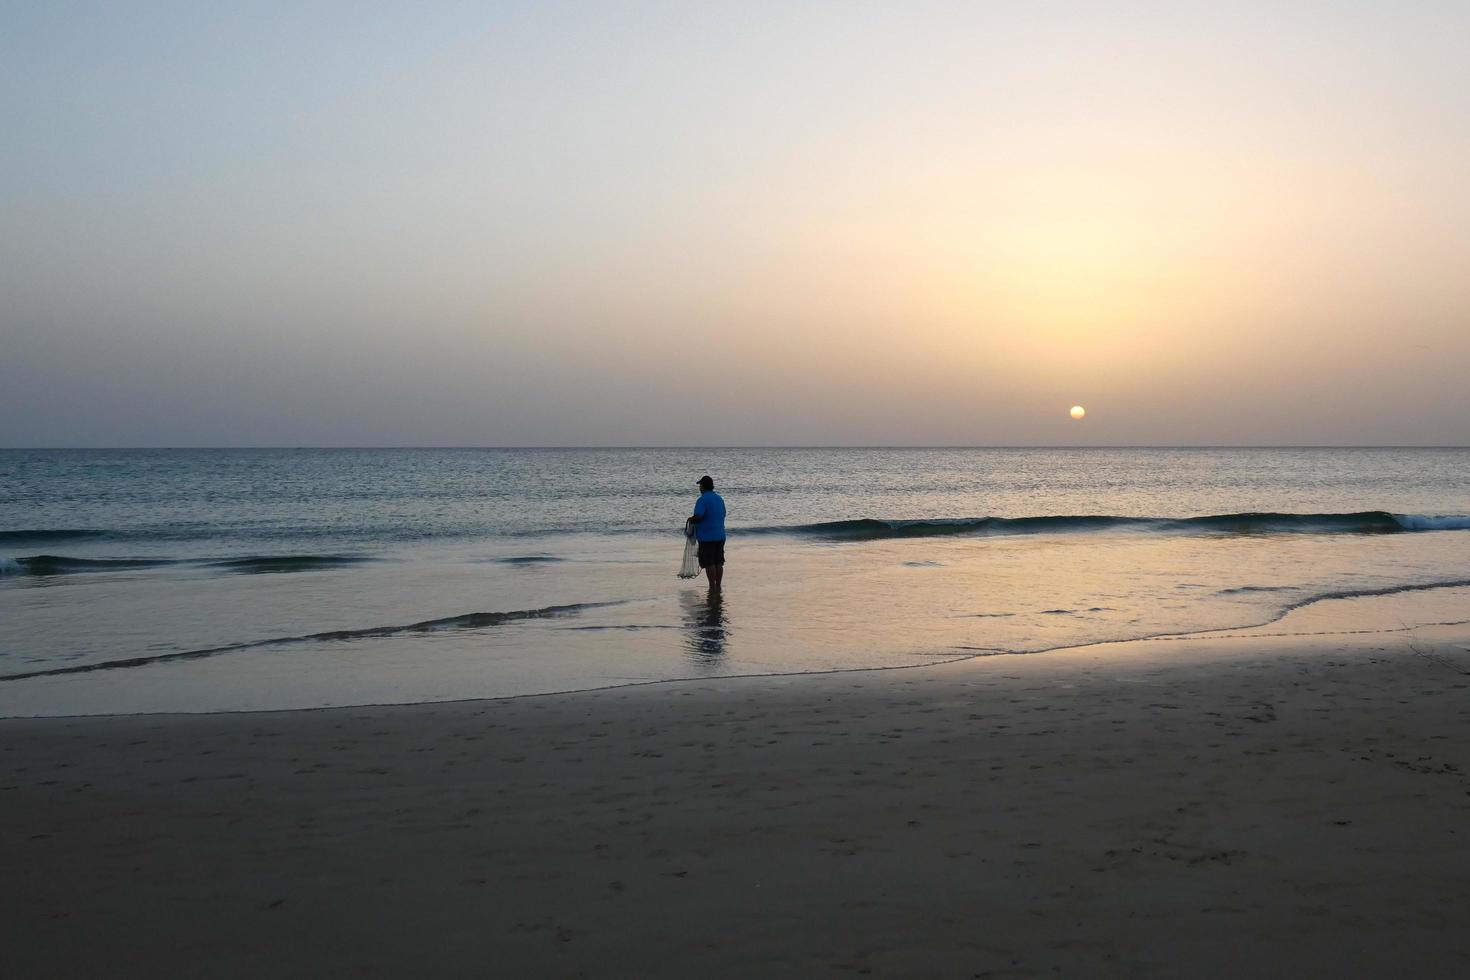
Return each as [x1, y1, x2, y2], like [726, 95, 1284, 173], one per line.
[5, 598, 1470, 979]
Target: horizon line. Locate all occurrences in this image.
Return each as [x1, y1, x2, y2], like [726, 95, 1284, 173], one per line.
[4, 445, 1469, 452]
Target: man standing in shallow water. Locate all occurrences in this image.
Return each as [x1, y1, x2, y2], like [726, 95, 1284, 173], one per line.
[688, 475, 726, 589]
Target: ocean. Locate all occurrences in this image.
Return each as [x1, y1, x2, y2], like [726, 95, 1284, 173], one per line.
[2, 447, 1468, 716]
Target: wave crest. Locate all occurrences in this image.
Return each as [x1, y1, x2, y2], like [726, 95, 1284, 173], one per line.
[8, 555, 179, 576]
[0, 554, 377, 576]
[745, 511, 1458, 541]
[1391, 514, 1470, 531]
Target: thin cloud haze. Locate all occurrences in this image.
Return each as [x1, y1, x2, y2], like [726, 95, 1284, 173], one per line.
[3, 2, 1468, 446]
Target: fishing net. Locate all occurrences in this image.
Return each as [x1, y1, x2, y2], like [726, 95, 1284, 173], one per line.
[677, 520, 700, 578]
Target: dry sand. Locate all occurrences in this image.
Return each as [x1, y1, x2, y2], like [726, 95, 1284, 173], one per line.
[5, 602, 1470, 978]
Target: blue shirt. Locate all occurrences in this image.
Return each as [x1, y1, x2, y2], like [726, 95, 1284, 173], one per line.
[692, 491, 726, 541]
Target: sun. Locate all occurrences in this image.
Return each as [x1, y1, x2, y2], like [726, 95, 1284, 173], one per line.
[1069, 405, 1086, 420]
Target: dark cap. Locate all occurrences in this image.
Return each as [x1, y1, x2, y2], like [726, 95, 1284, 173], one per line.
[697, 475, 714, 490]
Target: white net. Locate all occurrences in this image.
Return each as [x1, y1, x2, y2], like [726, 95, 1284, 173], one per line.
[677, 521, 700, 578]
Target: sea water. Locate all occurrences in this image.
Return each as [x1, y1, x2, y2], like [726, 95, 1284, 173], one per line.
[1, 448, 1467, 715]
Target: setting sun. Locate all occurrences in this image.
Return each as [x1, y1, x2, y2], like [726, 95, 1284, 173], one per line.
[1070, 405, 1086, 420]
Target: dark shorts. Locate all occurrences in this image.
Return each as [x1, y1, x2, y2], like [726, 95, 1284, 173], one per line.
[697, 539, 725, 568]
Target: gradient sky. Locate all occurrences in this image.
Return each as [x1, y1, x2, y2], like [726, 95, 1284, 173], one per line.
[3, 1, 1468, 446]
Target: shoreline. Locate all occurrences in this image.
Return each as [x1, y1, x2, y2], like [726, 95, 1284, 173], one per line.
[5, 580, 1470, 721]
[6, 597, 1470, 977]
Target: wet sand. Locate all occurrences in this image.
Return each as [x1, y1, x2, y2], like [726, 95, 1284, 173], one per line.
[5, 604, 1470, 978]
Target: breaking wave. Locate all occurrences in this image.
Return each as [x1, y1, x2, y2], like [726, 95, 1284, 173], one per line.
[1391, 514, 1470, 531]
[745, 511, 1465, 541]
[5, 555, 180, 576]
[7, 511, 1467, 548]
[0, 553, 376, 576]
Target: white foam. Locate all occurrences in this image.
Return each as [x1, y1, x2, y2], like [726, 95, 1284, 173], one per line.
[0, 557, 22, 576]
[1393, 514, 1470, 531]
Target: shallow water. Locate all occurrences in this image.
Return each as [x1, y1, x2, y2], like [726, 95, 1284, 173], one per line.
[2, 448, 1468, 715]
